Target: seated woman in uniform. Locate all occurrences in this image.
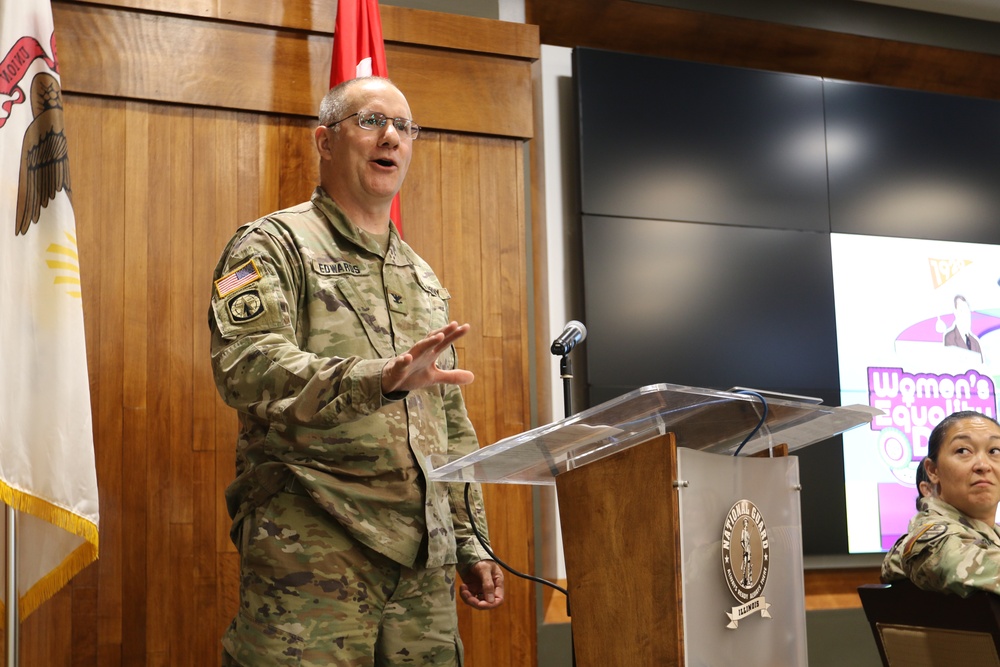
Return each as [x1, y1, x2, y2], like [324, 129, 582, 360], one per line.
[882, 410, 1000, 596]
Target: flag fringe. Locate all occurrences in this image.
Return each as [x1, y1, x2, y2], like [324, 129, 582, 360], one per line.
[0, 481, 99, 623]
[0, 480, 99, 546]
[0, 541, 98, 627]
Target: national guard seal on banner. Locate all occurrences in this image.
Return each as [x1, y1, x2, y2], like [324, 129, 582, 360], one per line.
[721, 499, 773, 629]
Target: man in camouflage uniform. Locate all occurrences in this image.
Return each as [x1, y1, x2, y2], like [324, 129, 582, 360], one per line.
[209, 76, 504, 666]
[881, 412, 1000, 597]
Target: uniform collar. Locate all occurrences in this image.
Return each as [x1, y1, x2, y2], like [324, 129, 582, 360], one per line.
[923, 496, 1000, 542]
[311, 186, 401, 260]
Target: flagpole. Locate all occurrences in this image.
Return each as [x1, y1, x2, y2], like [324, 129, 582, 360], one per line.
[5, 506, 18, 667]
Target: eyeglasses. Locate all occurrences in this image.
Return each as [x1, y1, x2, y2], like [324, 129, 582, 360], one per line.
[327, 110, 421, 139]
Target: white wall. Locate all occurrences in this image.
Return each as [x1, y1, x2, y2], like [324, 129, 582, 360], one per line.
[536, 44, 580, 582]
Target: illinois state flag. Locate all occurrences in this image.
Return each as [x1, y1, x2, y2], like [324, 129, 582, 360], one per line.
[331, 0, 403, 235]
[0, 0, 99, 622]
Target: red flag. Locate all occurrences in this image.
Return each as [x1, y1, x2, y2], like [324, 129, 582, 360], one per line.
[331, 0, 403, 236]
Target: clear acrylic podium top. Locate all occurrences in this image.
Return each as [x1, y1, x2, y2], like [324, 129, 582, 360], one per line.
[428, 383, 880, 485]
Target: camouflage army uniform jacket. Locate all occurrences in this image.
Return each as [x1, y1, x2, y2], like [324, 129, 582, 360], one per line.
[209, 187, 492, 573]
[881, 496, 1000, 597]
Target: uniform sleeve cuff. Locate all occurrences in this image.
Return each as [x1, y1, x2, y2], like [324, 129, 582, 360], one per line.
[347, 358, 397, 414]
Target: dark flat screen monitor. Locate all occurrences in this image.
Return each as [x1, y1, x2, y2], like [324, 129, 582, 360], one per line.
[575, 46, 1000, 558]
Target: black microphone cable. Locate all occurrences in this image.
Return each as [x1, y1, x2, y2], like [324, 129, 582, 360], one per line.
[732, 389, 768, 456]
[463, 482, 571, 615]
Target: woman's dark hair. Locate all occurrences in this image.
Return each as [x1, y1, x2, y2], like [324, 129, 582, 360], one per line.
[914, 458, 930, 510]
[926, 410, 1000, 461]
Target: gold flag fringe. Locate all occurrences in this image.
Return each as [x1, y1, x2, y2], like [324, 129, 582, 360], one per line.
[0, 480, 99, 625]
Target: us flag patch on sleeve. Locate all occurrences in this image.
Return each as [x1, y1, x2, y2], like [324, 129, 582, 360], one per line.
[215, 259, 262, 298]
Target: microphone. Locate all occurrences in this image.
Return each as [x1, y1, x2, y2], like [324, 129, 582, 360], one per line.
[550, 320, 587, 356]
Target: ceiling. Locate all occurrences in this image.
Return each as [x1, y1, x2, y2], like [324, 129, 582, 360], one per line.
[859, 0, 1000, 23]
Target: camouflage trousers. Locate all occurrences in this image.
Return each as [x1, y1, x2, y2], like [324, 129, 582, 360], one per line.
[221, 490, 464, 666]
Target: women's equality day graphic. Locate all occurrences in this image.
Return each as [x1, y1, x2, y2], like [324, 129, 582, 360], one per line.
[832, 234, 1000, 554]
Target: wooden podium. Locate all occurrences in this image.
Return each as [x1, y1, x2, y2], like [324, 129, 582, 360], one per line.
[556, 432, 684, 664]
[429, 384, 878, 666]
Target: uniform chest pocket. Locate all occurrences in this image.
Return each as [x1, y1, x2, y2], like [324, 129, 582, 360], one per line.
[333, 276, 396, 358]
[384, 265, 451, 332]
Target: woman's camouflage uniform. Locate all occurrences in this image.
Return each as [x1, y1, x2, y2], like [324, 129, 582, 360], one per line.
[881, 496, 1000, 597]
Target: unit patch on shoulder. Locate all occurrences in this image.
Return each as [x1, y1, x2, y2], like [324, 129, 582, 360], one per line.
[913, 523, 948, 543]
[903, 523, 948, 556]
[215, 259, 262, 298]
[227, 290, 265, 323]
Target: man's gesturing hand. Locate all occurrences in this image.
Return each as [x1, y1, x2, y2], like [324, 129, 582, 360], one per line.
[381, 322, 475, 395]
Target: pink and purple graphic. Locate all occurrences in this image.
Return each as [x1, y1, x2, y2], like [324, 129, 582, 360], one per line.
[869, 367, 997, 549]
[832, 233, 1000, 554]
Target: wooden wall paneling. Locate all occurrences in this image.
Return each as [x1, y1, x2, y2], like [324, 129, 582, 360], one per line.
[53, 3, 535, 138]
[190, 110, 218, 433]
[435, 133, 479, 320]
[71, 570, 100, 667]
[165, 523, 195, 667]
[277, 120, 321, 209]
[58, 94, 129, 665]
[93, 98, 128, 667]
[121, 100, 151, 666]
[263, 118, 287, 211]
[195, 108, 238, 451]
[475, 377, 500, 465]
[398, 131, 445, 270]
[388, 44, 534, 138]
[503, 491, 536, 666]
[210, 114, 243, 559]
[525, 0, 1000, 101]
[20, 588, 72, 665]
[477, 138, 534, 667]
[439, 134, 487, 438]
[489, 141, 535, 667]
[165, 106, 196, 531]
[234, 112, 275, 229]
[169, 104, 198, 667]
[190, 111, 225, 656]
[467, 225, 501, 665]
[463, 348, 502, 667]
[143, 103, 189, 665]
[804, 567, 882, 611]
[383, 7, 538, 59]
[476, 408, 535, 665]
[471, 137, 507, 461]
[68, 0, 539, 60]
[53, 4, 327, 118]
[477, 140, 505, 337]
[212, 112, 244, 645]
[490, 140, 531, 438]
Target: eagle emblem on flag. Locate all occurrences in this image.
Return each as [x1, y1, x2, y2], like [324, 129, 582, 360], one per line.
[15, 71, 71, 236]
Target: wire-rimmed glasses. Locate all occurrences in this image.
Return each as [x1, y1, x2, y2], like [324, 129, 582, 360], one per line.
[327, 110, 420, 139]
